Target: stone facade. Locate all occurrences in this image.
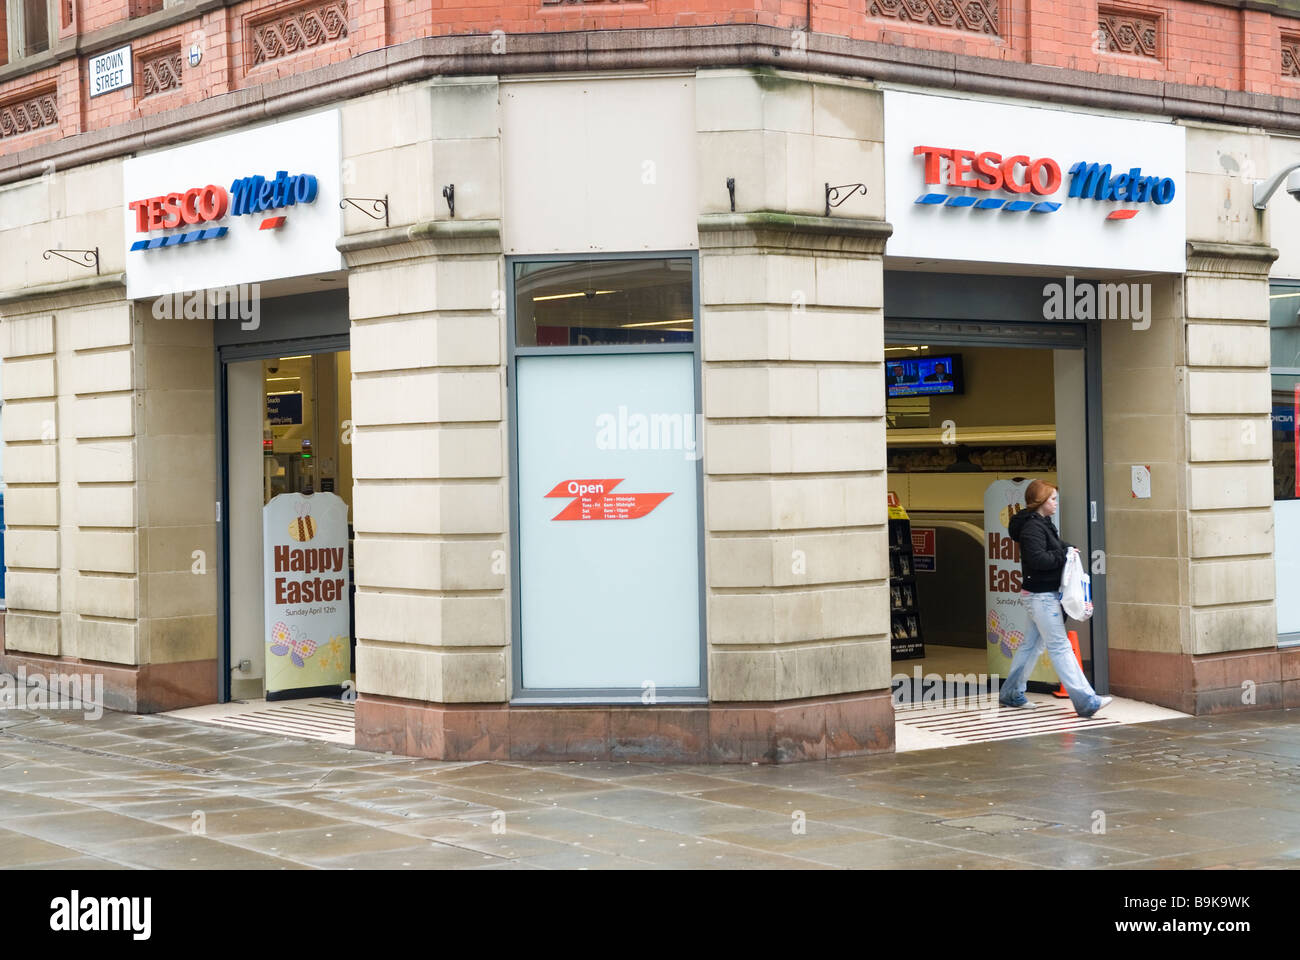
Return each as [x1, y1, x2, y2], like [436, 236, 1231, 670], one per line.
[2, 56, 1299, 761]
[0, 157, 218, 710]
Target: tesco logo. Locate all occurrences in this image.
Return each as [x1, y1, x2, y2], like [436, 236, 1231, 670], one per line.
[914, 146, 1061, 195]
[912, 144, 1176, 219]
[128, 169, 318, 252]
[128, 185, 228, 232]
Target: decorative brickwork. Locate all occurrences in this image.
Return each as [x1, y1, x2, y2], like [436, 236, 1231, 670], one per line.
[1098, 6, 1160, 59]
[0, 86, 59, 140]
[866, 0, 1000, 37]
[140, 46, 183, 96]
[249, 0, 349, 68]
[1283, 34, 1300, 79]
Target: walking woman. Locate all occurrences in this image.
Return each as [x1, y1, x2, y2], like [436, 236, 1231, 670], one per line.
[998, 479, 1112, 719]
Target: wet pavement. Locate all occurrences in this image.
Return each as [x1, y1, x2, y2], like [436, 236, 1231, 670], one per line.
[2, 705, 1300, 869]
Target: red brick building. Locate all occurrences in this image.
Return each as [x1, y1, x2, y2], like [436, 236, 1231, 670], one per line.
[6, 0, 1300, 161]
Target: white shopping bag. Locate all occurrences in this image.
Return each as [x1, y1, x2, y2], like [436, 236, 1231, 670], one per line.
[1060, 547, 1093, 621]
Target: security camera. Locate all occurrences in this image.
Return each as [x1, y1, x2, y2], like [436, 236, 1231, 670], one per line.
[1252, 162, 1300, 209]
[1287, 170, 1300, 201]
[267, 359, 280, 374]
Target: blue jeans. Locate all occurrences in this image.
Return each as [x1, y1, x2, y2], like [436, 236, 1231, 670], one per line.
[999, 592, 1102, 716]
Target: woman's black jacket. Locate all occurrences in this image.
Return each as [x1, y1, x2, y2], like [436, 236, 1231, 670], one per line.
[1007, 509, 1070, 593]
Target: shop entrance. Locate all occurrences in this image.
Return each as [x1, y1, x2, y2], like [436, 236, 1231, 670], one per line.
[883, 315, 1107, 710]
[207, 291, 353, 714]
[221, 342, 354, 705]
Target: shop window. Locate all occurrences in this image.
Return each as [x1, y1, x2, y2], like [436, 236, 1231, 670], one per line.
[509, 254, 704, 699]
[1271, 281, 1300, 642]
[513, 257, 694, 347]
[1270, 283, 1300, 503]
[4, 0, 50, 60]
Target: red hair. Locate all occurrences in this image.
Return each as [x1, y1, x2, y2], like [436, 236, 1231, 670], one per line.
[1024, 479, 1057, 510]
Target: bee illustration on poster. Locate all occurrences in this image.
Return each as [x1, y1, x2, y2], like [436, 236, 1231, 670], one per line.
[263, 492, 351, 698]
[984, 478, 1061, 686]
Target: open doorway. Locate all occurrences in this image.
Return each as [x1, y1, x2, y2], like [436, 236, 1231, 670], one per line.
[884, 333, 1098, 706]
[222, 346, 354, 703]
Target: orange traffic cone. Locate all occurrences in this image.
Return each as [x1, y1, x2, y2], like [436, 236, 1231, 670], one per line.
[1052, 630, 1083, 698]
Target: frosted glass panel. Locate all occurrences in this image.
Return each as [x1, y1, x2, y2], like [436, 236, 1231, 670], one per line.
[517, 352, 700, 689]
[1276, 500, 1300, 636]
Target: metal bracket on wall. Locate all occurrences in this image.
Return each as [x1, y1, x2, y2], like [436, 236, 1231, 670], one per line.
[338, 196, 389, 228]
[42, 247, 99, 275]
[825, 182, 867, 217]
[442, 184, 455, 218]
[726, 177, 736, 212]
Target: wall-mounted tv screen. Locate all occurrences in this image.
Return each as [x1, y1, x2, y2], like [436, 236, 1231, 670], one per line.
[886, 354, 964, 398]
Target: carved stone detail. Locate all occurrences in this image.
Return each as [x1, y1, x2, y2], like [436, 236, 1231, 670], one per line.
[1098, 7, 1159, 59]
[867, 0, 1000, 37]
[250, 0, 349, 67]
[141, 48, 184, 97]
[1283, 34, 1300, 79]
[0, 87, 59, 140]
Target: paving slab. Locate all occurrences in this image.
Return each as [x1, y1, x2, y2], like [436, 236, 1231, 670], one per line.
[3, 703, 1300, 869]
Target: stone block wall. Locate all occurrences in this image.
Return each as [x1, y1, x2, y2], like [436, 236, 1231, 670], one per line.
[0, 156, 217, 711]
[696, 72, 891, 713]
[342, 79, 511, 710]
[1105, 125, 1282, 713]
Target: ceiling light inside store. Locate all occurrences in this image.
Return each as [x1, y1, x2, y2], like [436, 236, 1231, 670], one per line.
[280, 355, 311, 360]
[621, 318, 694, 328]
[533, 290, 618, 302]
[265, 377, 301, 383]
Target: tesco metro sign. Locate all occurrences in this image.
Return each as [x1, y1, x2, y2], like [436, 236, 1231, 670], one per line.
[884, 92, 1186, 272]
[127, 170, 320, 251]
[912, 145, 1176, 218]
[122, 110, 342, 299]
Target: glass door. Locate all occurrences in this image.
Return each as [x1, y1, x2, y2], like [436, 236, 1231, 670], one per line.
[222, 346, 354, 701]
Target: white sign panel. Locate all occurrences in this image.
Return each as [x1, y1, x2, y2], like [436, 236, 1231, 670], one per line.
[1131, 464, 1152, 499]
[985, 479, 1059, 685]
[884, 90, 1186, 273]
[89, 45, 132, 97]
[123, 110, 342, 299]
[263, 492, 351, 697]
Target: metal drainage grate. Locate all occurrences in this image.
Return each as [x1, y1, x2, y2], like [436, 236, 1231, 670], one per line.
[896, 700, 1121, 748]
[168, 698, 355, 745]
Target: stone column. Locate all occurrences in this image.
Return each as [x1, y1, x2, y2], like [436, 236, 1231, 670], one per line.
[345, 222, 510, 756]
[698, 214, 894, 761]
[691, 70, 895, 760]
[1104, 244, 1285, 713]
[0, 157, 218, 712]
[340, 76, 511, 759]
[1182, 242, 1283, 711]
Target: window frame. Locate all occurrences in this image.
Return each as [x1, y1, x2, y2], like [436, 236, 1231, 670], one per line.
[1268, 279, 1300, 646]
[506, 250, 708, 704]
[6, 0, 53, 63]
